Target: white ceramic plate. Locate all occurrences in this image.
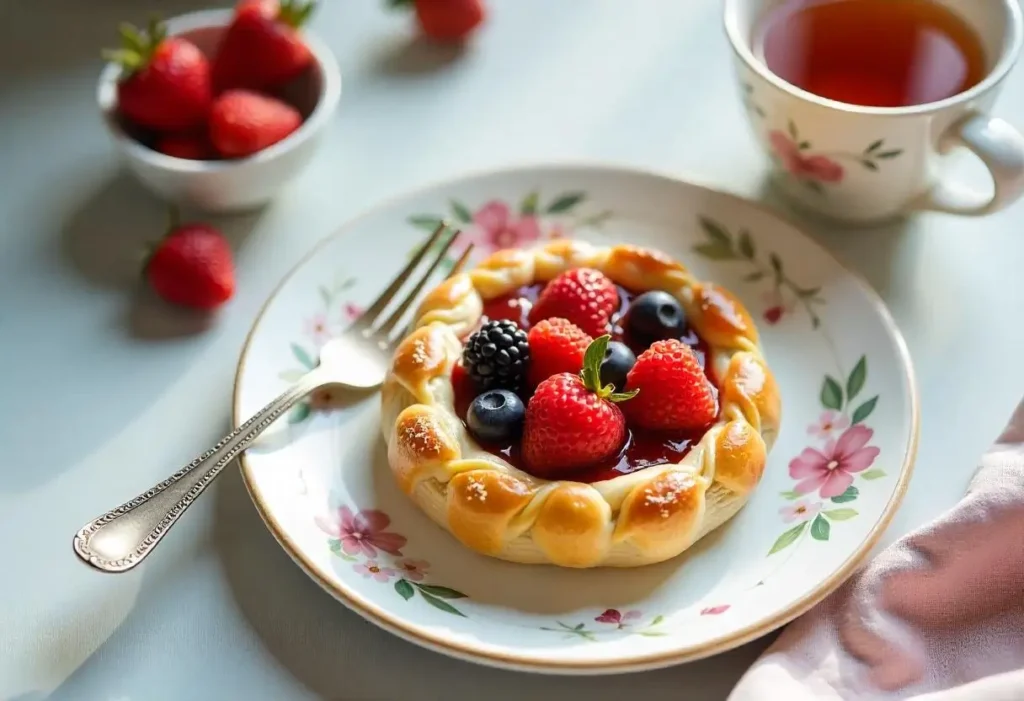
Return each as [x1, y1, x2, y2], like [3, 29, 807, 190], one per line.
[233, 164, 918, 674]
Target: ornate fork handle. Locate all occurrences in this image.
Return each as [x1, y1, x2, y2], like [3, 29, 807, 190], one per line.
[73, 369, 327, 573]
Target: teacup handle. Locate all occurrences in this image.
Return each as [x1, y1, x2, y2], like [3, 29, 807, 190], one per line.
[918, 112, 1024, 216]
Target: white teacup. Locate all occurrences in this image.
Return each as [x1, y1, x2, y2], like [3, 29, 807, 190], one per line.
[724, 0, 1024, 223]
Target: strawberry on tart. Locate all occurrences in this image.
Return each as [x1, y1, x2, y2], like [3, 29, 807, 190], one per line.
[380, 240, 781, 568]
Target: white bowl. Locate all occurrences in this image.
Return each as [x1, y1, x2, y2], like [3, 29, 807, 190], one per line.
[96, 9, 342, 213]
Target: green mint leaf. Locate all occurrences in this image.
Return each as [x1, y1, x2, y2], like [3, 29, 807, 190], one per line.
[581, 335, 611, 392]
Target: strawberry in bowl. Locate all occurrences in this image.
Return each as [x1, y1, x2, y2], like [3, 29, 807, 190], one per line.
[96, 3, 341, 213]
[380, 240, 782, 569]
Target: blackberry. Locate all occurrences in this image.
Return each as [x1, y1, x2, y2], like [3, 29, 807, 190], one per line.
[462, 319, 530, 392]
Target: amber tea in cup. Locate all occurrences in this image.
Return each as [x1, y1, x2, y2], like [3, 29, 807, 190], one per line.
[756, 0, 987, 107]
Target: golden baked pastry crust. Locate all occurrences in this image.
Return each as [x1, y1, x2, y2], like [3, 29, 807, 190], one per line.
[380, 240, 781, 568]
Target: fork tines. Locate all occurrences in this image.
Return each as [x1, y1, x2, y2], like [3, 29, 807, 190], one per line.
[354, 223, 464, 343]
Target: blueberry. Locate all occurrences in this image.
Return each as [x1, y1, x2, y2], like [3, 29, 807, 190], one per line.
[467, 389, 525, 443]
[624, 291, 686, 342]
[600, 341, 636, 391]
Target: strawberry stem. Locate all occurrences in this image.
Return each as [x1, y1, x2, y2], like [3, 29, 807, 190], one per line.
[102, 15, 167, 76]
[279, 0, 316, 28]
[580, 335, 638, 402]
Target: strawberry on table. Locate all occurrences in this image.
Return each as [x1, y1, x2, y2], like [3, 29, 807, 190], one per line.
[105, 18, 213, 132]
[209, 89, 302, 158]
[213, 0, 316, 92]
[146, 216, 235, 310]
[389, 0, 486, 42]
[528, 268, 619, 339]
[526, 317, 592, 388]
[522, 335, 637, 477]
[624, 339, 718, 431]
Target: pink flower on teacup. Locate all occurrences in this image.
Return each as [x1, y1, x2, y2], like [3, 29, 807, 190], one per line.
[769, 131, 845, 183]
[789, 425, 880, 499]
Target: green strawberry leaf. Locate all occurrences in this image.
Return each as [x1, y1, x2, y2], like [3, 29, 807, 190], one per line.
[415, 584, 467, 599]
[395, 579, 415, 600]
[546, 192, 586, 214]
[810, 514, 831, 541]
[823, 508, 858, 521]
[769, 522, 806, 555]
[831, 486, 859, 503]
[820, 375, 843, 410]
[847, 356, 867, 400]
[852, 396, 878, 424]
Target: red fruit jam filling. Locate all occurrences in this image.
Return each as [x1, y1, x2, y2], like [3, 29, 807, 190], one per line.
[452, 283, 717, 483]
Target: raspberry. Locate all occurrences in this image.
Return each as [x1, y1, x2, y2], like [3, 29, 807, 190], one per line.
[462, 319, 530, 392]
[528, 268, 618, 338]
[526, 318, 592, 388]
[521, 336, 636, 477]
[624, 339, 718, 431]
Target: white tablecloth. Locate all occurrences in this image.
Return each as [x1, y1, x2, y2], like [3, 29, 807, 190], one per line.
[2, 1, 1024, 699]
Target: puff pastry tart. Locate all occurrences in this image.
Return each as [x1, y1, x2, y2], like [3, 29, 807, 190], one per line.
[380, 240, 781, 568]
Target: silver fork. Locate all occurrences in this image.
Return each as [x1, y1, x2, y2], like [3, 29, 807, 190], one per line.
[73, 224, 470, 573]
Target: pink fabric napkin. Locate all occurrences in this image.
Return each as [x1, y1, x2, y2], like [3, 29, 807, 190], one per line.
[729, 398, 1024, 700]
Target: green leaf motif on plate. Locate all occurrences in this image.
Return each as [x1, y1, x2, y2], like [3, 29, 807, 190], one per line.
[545, 192, 586, 214]
[876, 149, 903, 159]
[319, 286, 332, 306]
[864, 138, 884, 154]
[650, 615, 665, 626]
[408, 214, 445, 231]
[846, 356, 867, 401]
[395, 579, 415, 601]
[852, 396, 878, 424]
[861, 469, 886, 481]
[738, 230, 756, 259]
[823, 508, 858, 521]
[291, 343, 316, 370]
[288, 401, 311, 424]
[419, 591, 466, 617]
[769, 522, 806, 555]
[831, 486, 859, 504]
[416, 584, 467, 599]
[520, 191, 540, 216]
[278, 369, 307, 383]
[699, 217, 732, 246]
[810, 514, 831, 541]
[693, 242, 737, 260]
[820, 375, 843, 411]
[450, 199, 473, 224]
[744, 271, 765, 282]
[780, 490, 802, 500]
